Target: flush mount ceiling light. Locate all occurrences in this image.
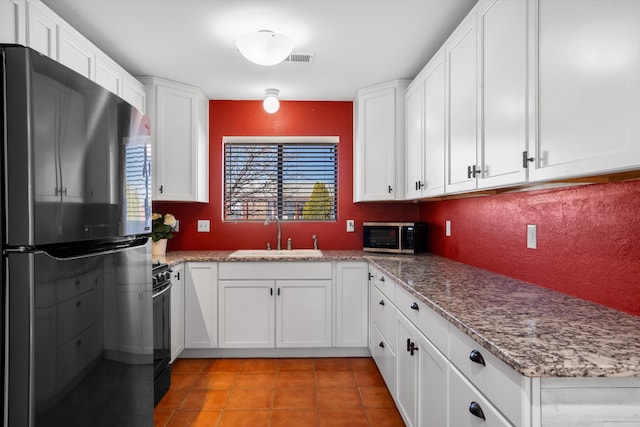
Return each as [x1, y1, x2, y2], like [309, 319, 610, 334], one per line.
[263, 89, 280, 113]
[235, 30, 293, 66]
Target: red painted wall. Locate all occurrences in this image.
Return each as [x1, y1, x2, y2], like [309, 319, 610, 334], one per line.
[419, 180, 640, 316]
[153, 100, 418, 251]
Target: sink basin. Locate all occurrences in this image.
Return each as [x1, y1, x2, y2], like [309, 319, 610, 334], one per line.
[229, 249, 323, 259]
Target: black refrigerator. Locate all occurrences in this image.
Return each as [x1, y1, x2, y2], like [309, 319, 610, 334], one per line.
[1, 45, 154, 426]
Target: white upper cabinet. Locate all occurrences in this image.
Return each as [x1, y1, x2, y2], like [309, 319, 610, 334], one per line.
[122, 74, 147, 114]
[94, 53, 124, 97]
[25, 0, 57, 58]
[0, 0, 26, 45]
[2, 0, 145, 112]
[141, 77, 209, 202]
[445, 0, 529, 195]
[529, 0, 640, 181]
[405, 50, 446, 200]
[57, 24, 94, 79]
[477, 0, 529, 189]
[354, 80, 409, 202]
[445, 10, 479, 194]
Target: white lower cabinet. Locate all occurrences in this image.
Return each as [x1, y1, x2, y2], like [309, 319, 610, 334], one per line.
[276, 280, 332, 347]
[218, 280, 275, 348]
[396, 312, 448, 427]
[335, 261, 369, 347]
[218, 262, 333, 349]
[184, 262, 218, 349]
[170, 263, 184, 362]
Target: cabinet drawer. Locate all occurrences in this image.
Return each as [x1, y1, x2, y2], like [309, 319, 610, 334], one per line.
[395, 286, 448, 353]
[219, 261, 332, 280]
[370, 286, 397, 352]
[56, 290, 95, 346]
[370, 324, 397, 397]
[449, 325, 523, 426]
[449, 366, 513, 427]
[370, 267, 395, 302]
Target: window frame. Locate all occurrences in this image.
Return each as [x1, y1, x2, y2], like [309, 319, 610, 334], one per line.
[222, 136, 339, 223]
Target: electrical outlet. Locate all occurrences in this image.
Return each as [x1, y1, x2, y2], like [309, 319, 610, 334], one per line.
[346, 220, 355, 232]
[197, 220, 210, 232]
[173, 220, 180, 232]
[527, 224, 537, 249]
[445, 220, 451, 237]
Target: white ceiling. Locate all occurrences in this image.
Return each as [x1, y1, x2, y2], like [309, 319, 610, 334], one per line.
[42, 0, 477, 101]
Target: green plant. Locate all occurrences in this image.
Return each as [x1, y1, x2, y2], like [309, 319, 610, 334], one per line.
[152, 213, 177, 242]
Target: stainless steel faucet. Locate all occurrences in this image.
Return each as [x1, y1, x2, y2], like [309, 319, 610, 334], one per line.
[264, 215, 282, 250]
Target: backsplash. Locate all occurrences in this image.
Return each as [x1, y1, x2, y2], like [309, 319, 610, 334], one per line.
[419, 179, 640, 316]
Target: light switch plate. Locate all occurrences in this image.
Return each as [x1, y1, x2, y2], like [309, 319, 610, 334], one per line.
[445, 220, 451, 237]
[346, 220, 355, 232]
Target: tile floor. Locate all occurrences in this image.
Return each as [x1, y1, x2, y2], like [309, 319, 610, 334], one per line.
[154, 357, 405, 427]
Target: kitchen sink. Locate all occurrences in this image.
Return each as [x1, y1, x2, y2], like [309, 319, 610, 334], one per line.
[228, 249, 323, 258]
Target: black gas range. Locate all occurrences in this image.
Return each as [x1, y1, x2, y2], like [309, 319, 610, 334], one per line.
[152, 262, 172, 406]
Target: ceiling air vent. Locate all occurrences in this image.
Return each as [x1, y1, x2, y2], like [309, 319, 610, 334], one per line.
[284, 53, 315, 63]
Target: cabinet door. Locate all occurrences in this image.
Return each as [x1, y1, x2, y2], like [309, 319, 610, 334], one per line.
[219, 280, 274, 348]
[154, 83, 197, 201]
[184, 262, 217, 348]
[122, 74, 146, 114]
[94, 53, 124, 96]
[170, 263, 184, 362]
[417, 332, 448, 427]
[359, 86, 396, 201]
[530, 0, 640, 181]
[396, 314, 420, 427]
[478, 0, 528, 189]
[57, 25, 94, 79]
[0, 0, 26, 45]
[405, 80, 424, 200]
[354, 81, 407, 201]
[335, 262, 368, 348]
[422, 50, 447, 197]
[25, 0, 57, 58]
[445, 10, 479, 194]
[276, 280, 332, 347]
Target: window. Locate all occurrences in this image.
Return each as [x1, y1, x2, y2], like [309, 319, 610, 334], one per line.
[223, 136, 338, 221]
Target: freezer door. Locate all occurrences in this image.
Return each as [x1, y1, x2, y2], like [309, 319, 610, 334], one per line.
[2, 46, 152, 246]
[5, 238, 153, 427]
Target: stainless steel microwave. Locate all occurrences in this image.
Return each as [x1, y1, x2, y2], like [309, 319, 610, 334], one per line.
[363, 222, 427, 254]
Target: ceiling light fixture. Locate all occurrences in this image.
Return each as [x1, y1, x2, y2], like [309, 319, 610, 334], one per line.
[263, 89, 280, 113]
[235, 30, 293, 66]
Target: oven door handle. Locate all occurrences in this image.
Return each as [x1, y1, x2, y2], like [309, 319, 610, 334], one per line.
[153, 282, 172, 299]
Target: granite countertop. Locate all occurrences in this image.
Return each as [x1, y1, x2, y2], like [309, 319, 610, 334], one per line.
[366, 253, 640, 379]
[158, 250, 640, 378]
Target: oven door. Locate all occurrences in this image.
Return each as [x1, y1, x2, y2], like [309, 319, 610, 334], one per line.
[152, 281, 171, 380]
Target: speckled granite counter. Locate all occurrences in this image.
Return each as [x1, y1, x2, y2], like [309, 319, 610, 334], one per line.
[158, 250, 640, 379]
[156, 250, 366, 265]
[366, 253, 640, 379]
